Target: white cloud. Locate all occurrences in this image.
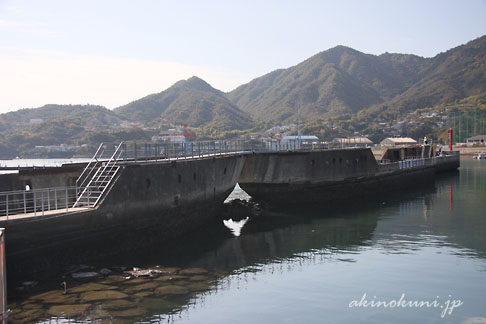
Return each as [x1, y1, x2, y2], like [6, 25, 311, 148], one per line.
[0, 19, 62, 38]
[0, 49, 253, 113]
[0, 19, 21, 28]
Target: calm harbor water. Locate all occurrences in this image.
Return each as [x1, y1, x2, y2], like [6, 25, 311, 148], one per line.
[6, 159, 486, 324]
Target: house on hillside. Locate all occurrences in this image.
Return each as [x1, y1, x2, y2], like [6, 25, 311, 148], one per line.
[151, 128, 185, 143]
[380, 137, 418, 146]
[332, 137, 374, 148]
[466, 135, 486, 146]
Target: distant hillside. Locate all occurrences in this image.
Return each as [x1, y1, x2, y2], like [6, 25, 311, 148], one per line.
[366, 35, 486, 118]
[0, 104, 148, 158]
[227, 46, 429, 122]
[0, 104, 126, 129]
[227, 36, 485, 123]
[115, 77, 254, 130]
[1, 35, 484, 158]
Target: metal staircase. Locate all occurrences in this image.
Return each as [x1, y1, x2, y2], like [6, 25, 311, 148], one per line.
[73, 142, 124, 208]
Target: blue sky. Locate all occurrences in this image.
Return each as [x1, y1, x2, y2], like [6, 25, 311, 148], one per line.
[0, 0, 485, 113]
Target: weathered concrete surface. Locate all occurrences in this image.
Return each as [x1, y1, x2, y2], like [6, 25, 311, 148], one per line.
[0, 165, 83, 192]
[239, 148, 378, 185]
[378, 145, 430, 162]
[238, 148, 458, 206]
[3, 155, 246, 257]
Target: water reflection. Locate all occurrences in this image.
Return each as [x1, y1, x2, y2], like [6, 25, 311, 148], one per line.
[223, 217, 249, 236]
[7, 161, 486, 324]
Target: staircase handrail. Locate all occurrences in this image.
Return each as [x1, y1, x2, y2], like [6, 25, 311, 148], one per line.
[92, 142, 123, 185]
[73, 142, 124, 208]
[76, 143, 104, 190]
[95, 150, 123, 187]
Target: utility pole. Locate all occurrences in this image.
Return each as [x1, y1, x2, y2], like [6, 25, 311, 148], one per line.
[297, 102, 302, 149]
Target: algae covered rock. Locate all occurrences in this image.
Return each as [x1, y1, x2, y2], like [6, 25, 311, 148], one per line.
[100, 275, 127, 284]
[81, 290, 129, 302]
[70, 282, 118, 293]
[110, 307, 146, 318]
[29, 290, 77, 304]
[21, 302, 43, 310]
[155, 275, 187, 282]
[101, 298, 136, 310]
[122, 278, 149, 285]
[140, 297, 181, 312]
[189, 275, 209, 281]
[47, 304, 90, 317]
[187, 281, 211, 292]
[154, 285, 189, 296]
[179, 268, 208, 275]
[9, 307, 45, 323]
[134, 291, 153, 298]
[153, 266, 180, 274]
[124, 281, 160, 293]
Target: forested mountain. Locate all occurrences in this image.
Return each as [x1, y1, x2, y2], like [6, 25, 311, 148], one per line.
[115, 77, 253, 131]
[365, 35, 486, 119]
[0, 105, 148, 158]
[227, 35, 485, 123]
[1, 35, 484, 158]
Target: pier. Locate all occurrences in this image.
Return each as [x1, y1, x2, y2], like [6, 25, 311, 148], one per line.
[0, 140, 460, 256]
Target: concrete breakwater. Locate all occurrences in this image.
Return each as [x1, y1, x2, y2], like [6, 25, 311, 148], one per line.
[0, 146, 460, 258]
[238, 147, 460, 206]
[2, 154, 246, 257]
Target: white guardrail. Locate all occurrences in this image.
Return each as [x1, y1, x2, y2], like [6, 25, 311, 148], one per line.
[0, 186, 77, 219]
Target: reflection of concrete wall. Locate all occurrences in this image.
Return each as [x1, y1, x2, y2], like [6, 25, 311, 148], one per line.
[191, 215, 378, 271]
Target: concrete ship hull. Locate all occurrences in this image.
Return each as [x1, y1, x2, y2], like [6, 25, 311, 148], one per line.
[2, 155, 246, 258]
[238, 148, 459, 207]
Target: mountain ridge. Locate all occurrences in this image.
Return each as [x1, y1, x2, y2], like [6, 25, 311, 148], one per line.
[115, 76, 254, 130]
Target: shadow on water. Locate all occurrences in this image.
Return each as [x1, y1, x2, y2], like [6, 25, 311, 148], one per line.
[7, 169, 474, 323]
[7, 171, 447, 290]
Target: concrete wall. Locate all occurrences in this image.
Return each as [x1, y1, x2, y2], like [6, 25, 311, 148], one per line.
[380, 146, 427, 162]
[237, 148, 457, 206]
[3, 155, 246, 257]
[19, 166, 83, 189]
[99, 155, 246, 216]
[239, 148, 378, 185]
[0, 166, 83, 192]
[0, 173, 22, 192]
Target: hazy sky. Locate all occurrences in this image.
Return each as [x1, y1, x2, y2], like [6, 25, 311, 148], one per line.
[0, 0, 485, 113]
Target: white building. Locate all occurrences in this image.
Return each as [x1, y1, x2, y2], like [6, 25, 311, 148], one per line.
[380, 137, 418, 146]
[151, 129, 185, 143]
[332, 137, 374, 147]
[466, 135, 486, 146]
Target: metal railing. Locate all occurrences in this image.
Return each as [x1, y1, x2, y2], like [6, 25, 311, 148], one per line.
[0, 229, 6, 323]
[94, 139, 339, 163]
[399, 158, 426, 170]
[0, 186, 78, 219]
[74, 142, 123, 208]
[122, 140, 261, 161]
[75, 142, 104, 196]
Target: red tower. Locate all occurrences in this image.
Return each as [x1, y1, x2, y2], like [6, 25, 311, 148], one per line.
[447, 129, 453, 151]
